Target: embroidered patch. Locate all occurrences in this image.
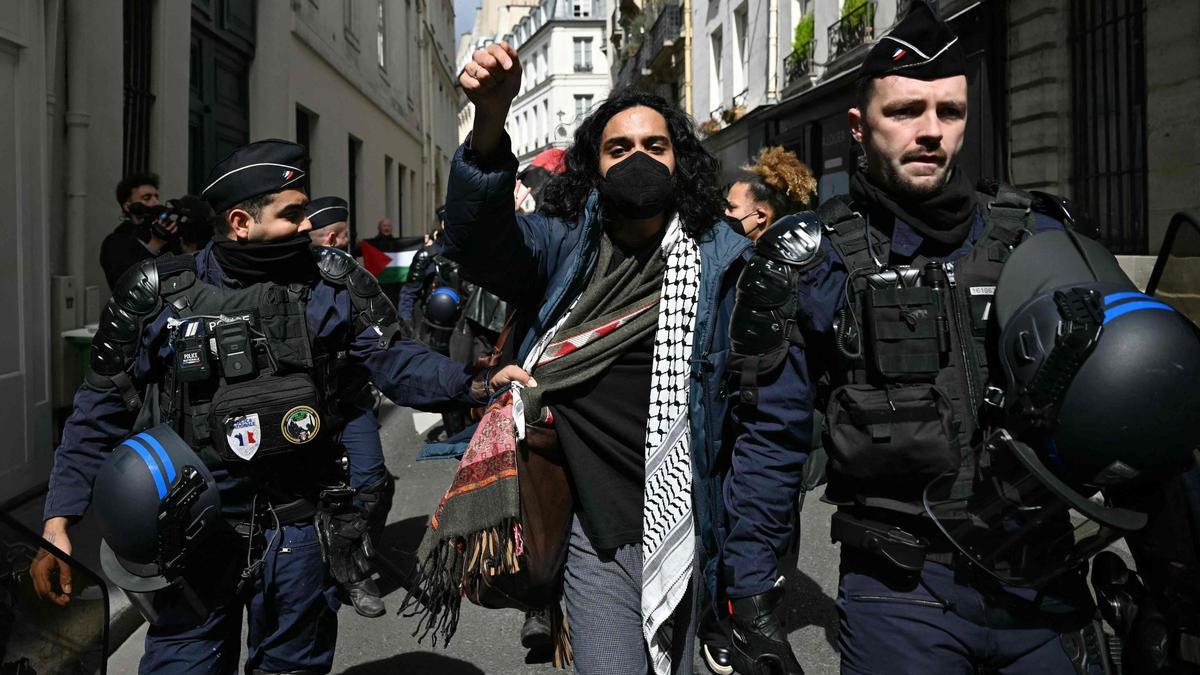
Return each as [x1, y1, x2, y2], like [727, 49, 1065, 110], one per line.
[226, 413, 262, 460]
[281, 406, 321, 444]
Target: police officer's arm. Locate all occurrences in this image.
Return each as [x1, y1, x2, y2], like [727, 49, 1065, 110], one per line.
[313, 247, 533, 408]
[35, 262, 174, 604]
[723, 230, 845, 600]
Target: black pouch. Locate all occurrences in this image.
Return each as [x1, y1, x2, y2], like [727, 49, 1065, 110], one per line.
[864, 285, 945, 381]
[209, 373, 325, 462]
[826, 383, 960, 483]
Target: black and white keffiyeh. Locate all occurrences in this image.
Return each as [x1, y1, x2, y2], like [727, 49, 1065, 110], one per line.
[640, 218, 700, 675]
[513, 216, 700, 675]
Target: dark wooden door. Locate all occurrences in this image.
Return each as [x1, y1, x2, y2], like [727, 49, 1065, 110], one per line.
[188, 0, 254, 194]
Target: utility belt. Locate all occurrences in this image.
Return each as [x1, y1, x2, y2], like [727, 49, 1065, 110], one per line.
[831, 509, 958, 571]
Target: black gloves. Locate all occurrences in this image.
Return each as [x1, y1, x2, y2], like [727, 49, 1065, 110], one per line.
[729, 586, 805, 675]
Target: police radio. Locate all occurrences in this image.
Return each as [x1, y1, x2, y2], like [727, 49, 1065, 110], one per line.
[214, 321, 257, 380]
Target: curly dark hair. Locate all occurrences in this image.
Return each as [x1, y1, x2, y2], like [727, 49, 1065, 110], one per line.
[539, 88, 725, 238]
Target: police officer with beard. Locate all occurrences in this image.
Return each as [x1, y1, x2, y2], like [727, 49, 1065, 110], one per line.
[721, 4, 1105, 673]
[31, 140, 531, 673]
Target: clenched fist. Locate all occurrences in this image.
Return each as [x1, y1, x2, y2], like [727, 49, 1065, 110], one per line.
[461, 42, 522, 159]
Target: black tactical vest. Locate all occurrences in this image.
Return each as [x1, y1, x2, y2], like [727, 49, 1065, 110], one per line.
[153, 257, 359, 470]
[818, 185, 1037, 516]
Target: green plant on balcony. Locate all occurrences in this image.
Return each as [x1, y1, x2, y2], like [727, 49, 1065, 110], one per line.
[721, 104, 747, 125]
[841, 0, 870, 32]
[792, 12, 814, 55]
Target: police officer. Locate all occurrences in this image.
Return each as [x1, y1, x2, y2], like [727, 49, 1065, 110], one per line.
[304, 195, 392, 618]
[722, 4, 1103, 673]
[30, 139, 531, 674]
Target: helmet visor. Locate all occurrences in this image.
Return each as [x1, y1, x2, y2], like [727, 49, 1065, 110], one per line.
[923, 429, 1147, 588]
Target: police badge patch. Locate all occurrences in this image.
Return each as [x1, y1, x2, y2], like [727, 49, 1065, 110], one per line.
[226, 413, 262, 460]
[281, 406, 321, 444]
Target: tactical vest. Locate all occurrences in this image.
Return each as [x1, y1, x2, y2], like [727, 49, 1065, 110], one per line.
[153, 256, 360, 470]
[818, 185, 1037, 517]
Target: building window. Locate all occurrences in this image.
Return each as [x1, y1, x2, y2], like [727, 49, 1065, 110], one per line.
[376, 0, 386, 70]
[124, 0, 155, 175]
[344, 0, 359, 49]
[1070, 0, 1148, 253]
[732, 3, 748, 96]
[348, 135, 362, 242]
[573, 38, 593, 72]
[573, 0, 591, 18]
[709, 28, 723, 114]
[296, 106, 316, 192]
[574, 94, 593, 121]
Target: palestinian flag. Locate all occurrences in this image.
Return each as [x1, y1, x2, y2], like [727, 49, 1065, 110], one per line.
[359, 239, 421, 284]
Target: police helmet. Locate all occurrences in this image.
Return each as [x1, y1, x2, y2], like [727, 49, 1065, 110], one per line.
[424, 287, 462, 328]
[995, 229, 1200, 486]
[924, 229, 1200, 588]
[94, 425, 221, 592]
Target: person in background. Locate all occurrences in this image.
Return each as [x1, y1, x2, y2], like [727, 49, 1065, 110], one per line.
[699, 147, 817, 674]
[359, 217, 405, 305]
[100, 172, 179, 291]
[303, 195, 395, 617]
[725, 147, 817, 242]
[305, 196, 351, 250]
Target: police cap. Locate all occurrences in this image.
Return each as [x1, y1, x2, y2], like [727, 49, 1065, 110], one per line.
[860, 1, 967, 82]
[202, 139, 307, 213]
[306, 196, 350, 230]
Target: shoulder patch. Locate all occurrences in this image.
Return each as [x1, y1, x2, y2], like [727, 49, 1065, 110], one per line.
[314, 246, 356, 285]
[755, 212, 824, 267]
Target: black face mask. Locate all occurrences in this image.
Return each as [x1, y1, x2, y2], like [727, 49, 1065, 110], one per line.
[211, 233, 319, 286]
[723, 212, 760, 238]
[597, 151, 674, 220]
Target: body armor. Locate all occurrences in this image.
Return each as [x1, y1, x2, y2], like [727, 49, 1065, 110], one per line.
[92, 247, 400, 471]
[817, 184, 1039, 516]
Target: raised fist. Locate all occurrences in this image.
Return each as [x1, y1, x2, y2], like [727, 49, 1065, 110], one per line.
[460, 42, 522, 116]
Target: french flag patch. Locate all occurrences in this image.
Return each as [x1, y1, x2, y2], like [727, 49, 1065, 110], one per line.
[892, 47, 906, 61]
[282, 169, 295, 180]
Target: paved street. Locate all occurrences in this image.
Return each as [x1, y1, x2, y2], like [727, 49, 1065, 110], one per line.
[110, 401, 842, 674]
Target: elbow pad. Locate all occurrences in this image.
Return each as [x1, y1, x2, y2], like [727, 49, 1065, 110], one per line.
[316, 247, 402, 349]
[90, 258, 173, 409]
[729, 213, 824, 404]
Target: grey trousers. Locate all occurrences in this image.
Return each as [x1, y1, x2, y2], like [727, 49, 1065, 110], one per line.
[562, 515, 697, 675]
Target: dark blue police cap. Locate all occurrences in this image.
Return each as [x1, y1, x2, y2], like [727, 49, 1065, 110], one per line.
[860, 1, 966, 82]
[202, 139, 307, 213]
[305, 196, 349, 230]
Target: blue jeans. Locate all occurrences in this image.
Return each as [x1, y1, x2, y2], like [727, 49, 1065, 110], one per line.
[837, 554, 1092, 675]
[140, 523, 339, 674]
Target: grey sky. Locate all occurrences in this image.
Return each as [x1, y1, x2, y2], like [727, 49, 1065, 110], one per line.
[453, 0, 479, 41]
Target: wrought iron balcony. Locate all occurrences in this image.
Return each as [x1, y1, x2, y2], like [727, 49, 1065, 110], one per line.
[643, 2, 683, 69]
[828, 1, 876, 60]
[784, 42, 814, 86]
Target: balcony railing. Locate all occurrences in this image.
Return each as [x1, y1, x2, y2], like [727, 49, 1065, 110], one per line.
[643, 2, 682, 67]
[784, 41, 814, 86]
[828, 0, 876, 60]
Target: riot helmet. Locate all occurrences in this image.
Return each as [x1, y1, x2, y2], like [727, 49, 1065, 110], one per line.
[424, 286, 462, 328]
[93, 424, 223, 625]
[924, 229, 1200, 587]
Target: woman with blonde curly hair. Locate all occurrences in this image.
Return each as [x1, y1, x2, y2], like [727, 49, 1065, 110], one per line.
[725, 146, 817, 242]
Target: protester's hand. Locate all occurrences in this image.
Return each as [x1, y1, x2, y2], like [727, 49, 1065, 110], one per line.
[491, 364, 537, 390]
[30, 518, 73, 606]
[460, 42, 522, 115]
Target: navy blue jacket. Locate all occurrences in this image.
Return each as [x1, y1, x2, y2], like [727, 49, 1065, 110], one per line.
[45, 242, 479, 521]
[440, 135, 751, 599]
[723, 206, 1065, 598]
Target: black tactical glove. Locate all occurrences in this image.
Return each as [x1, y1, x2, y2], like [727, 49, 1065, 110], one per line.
[729, 586, 805, 675]
[315, 509, 374, 585]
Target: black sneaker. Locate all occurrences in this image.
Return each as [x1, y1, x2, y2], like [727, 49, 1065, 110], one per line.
[520, 609, 553, 651]
[345, 578, 386, 618]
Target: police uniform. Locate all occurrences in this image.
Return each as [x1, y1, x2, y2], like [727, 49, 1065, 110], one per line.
[45, 140, 482, 674]
[722, 6, 1102, 674]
